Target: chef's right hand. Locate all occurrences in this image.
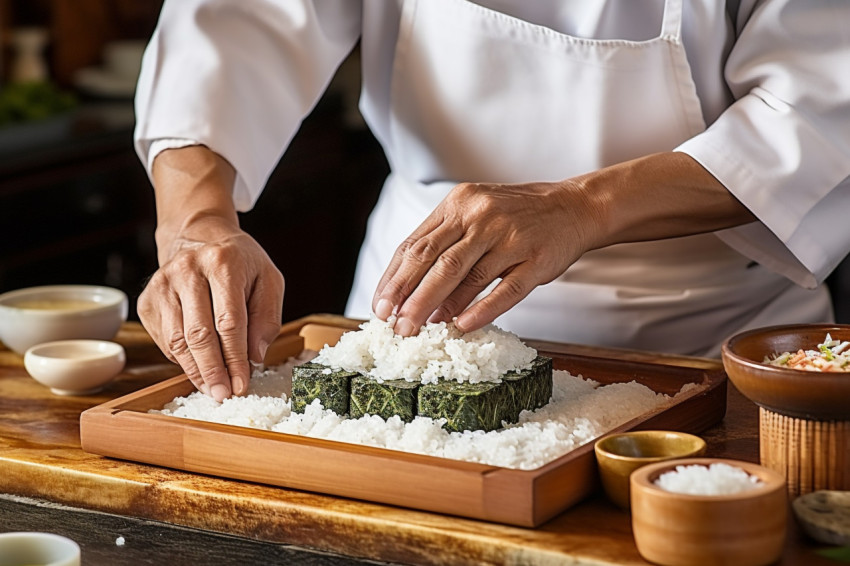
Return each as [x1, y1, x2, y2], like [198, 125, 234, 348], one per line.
[137, 146, 284, 402]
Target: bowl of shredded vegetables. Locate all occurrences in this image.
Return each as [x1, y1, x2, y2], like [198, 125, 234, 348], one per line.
[721, 324, 850, 420]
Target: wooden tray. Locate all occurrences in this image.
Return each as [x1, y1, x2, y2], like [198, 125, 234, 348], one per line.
[80, 316, 727, 527]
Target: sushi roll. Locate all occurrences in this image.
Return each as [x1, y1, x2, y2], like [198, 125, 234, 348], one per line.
[291, 362, 358, 415]
[349, 377, 420, 422]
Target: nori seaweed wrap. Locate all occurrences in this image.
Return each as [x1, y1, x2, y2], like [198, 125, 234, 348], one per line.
[349, 377, 420, 422]
[293, 356, 553, 432]
[501, 356, 554, 420]
[417, 380, 512, 433]
[291, 362, 358, 415]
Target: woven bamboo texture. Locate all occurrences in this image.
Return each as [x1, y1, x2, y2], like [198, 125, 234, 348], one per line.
[759, 407, 849, 497]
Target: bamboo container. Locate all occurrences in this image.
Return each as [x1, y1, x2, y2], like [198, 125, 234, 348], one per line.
[722, 324, 850, 498]
[759, 408, 849, 497]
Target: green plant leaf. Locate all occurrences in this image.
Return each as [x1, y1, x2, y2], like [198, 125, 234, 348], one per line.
[817, 547, 850, 563]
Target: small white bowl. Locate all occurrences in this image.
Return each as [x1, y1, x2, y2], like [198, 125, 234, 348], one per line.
[0, 284, 128, 355]
[24, 339, 126, 395]
[0, 531, 80, 566]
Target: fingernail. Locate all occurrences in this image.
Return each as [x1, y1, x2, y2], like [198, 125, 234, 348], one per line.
[253, 340, 269, 365]
[427, 309, 443, 324]
[455, 313, 474, 332]
[211, 384, 230, 402]
[232, 377, 245, 396]
[199, 383, 210, 396]
[375, 298, 394, 320]
[394, 317, 415, 337]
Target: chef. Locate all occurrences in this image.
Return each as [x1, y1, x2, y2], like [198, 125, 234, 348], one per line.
[134, 0, 850, 401]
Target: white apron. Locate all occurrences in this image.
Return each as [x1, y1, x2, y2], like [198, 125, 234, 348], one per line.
[346, 0, 832, 357]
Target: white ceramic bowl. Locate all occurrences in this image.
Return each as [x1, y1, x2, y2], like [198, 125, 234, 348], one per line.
[24, 339, 126, 395]
[0, 531, 80, 566]
[0, 285, 128, 355]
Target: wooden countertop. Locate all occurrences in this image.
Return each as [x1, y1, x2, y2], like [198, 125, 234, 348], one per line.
[0, 317, 837, 565]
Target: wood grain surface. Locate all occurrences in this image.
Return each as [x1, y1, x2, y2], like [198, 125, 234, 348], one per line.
[0, 315, 839, 565]
[0, 493, 397, 566]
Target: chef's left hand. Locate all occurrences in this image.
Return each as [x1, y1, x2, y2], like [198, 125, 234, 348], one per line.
[371, 179, 598, 336]
[371, 152, 756, 336]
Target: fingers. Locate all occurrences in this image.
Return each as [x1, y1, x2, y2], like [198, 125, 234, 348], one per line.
[246, 267, 285, 366]
[425, 251, 503, 325]
[143, 268, 247, 402]
[178, 272, 233, 402]
[372, 180, 582, 337]
[138, 274, 209, 396]
[372, 212, 462, 320]
[392, 237, 490, 336]
[207, 265, 250, 398]
[454, 263, 537, 332]
[138, 236, 285, 402]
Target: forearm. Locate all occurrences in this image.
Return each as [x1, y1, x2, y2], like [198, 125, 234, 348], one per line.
[575, 151, 756, 251]
[151, 145, 239, 264]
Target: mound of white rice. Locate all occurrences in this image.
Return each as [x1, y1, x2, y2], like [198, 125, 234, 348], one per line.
[654, 463, 764, 495]
[312, 317, 536, 384]
[153, 361, 686, 470]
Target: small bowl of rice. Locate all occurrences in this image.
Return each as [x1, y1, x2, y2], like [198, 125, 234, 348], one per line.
[630, 457, 787, 566]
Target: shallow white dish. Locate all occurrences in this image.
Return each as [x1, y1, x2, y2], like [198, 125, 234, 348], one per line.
[24, 339, 126, 395]
[0, 531, 80, 566]
[0, 284, 128, 355]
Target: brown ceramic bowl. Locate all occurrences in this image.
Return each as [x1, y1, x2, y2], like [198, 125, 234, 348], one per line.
[631, 458, 787, 566]
[721, 324, 850, 420]
[594, 430, 706, 510]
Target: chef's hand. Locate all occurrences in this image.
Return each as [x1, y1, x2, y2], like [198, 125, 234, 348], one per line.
[373, 152, 755, 336]
[137, 146, 284, 401]
[371, 178, 593, 336]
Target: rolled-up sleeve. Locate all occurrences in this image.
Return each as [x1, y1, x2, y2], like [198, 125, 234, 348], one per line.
[134, 0, 362, 211]
[676, 0, 850, 288]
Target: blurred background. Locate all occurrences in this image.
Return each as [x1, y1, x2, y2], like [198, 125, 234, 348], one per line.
[0, 0, 388, 324]
[0, 0, 846, 326]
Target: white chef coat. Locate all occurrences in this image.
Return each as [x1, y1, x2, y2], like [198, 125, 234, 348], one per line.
[134, 0, 850, 356]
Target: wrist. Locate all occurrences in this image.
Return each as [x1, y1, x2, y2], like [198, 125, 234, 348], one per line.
[151, 145, 241, 262]
[155, 207, 240, 245]
[571, 152, 754, 248]
[552, 175, 610, 255]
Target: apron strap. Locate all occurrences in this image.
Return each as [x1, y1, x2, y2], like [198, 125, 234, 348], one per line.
[660, 0, 685, 42]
